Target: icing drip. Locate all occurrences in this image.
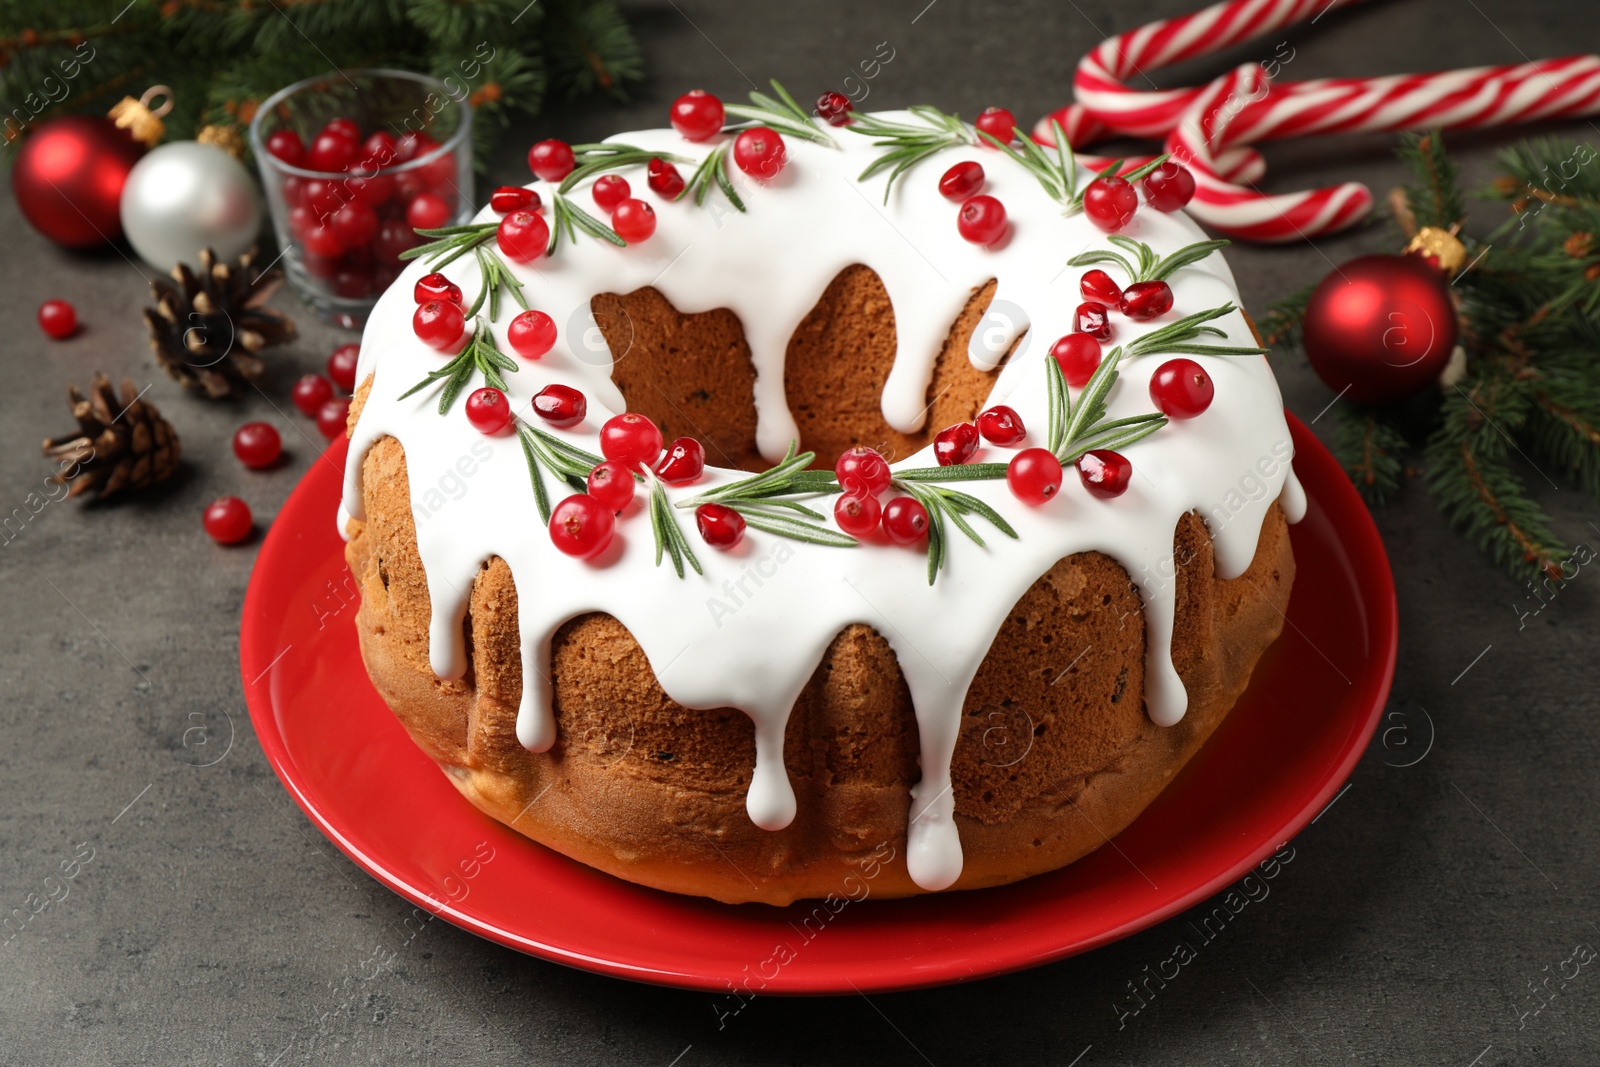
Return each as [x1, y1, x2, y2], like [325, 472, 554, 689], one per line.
[340, 113, 1301, 891]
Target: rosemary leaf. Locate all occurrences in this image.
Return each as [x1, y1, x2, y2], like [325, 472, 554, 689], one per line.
[560, 144, 693, 194]
[518, 425, 553, 522]
[893, 463, 1009, 483]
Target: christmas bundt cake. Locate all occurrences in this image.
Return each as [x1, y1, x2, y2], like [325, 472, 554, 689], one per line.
[338, 87, 1303, 905]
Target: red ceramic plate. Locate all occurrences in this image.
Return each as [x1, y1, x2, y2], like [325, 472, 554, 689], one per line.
[242, 413, 1396, 994]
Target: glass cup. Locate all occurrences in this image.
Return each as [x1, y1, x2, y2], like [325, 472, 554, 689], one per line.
[249, 68, 474, 328]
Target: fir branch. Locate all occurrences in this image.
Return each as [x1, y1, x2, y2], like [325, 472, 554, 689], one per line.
[397, 319, 519, 415]
[648, 475, 703, 578]
[1066, 235, 1230, 283]
[1260, 285, 1314, 350]
[723, 79, 837, 146]
[677, 142, 745, 213]
[1333, 407, 1407, 505]
[547, 191, 626, 255]
[1397, 130, 1466, 231]
[847, 105, 975, 202]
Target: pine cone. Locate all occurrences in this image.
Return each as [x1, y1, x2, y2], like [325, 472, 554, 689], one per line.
[144, 246, 296, 399]
[42, 375, 181, 501]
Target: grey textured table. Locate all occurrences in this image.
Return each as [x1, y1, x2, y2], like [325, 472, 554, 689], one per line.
[4, 1, 1598, 1063]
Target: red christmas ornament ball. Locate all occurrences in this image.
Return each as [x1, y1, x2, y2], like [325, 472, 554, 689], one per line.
[13, 116, 146, 248]
[1302, 254, 1457, 405]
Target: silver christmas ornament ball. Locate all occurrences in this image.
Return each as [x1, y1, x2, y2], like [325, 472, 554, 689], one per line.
[120, 141, 263, 269]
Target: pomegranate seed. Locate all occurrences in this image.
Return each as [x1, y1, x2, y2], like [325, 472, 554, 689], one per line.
[203, 497, 253, 545]
[406, 192, 452, 230]
[1079, 269, 1123, 307]
[1120, 279, 1174, 320]
[647, 157, 686, 199]
[465, 387, 511, 434]
[977, 405, 1026, 446]
[957, 195, 1007, 245]
[933, 423, 979, 466]
[1077, 449, 1132, 499]
[1141, 161, 1196, 211]
[938, 161, 984, 201]
[1006, 448, 1063, 505]
[599, 412, 664, 471]
[670, 89, 725, 142]
[655, 437, 705, 485]
[733, 127, 786, 179]
[611, 198, 656, 243]
[881, 497, 929, 545]
[331, 201, 377, 246]
[490, 186, 540, 214]
[591, 174, 631, 213]
[834, 446, 891, 497]
[974, 106, 1017, 146]
[1050, 334, 1102, 387]
[326, 343, 360, 393]
[497, 210, 549, 262]
[291, 373, 334, 416]
[696, 503, 746, 549]
[266, 130, 305, 167]
[833, 493, 881, 538]
[1149, 358, 1215, 419]
[1074, 302, 1113, 341]
[232, 422, 282, 469]
[414, 272, 463, 306]
[413, 301, 465, 351]
[587, 460, 636, 512]
[528, 139, 576, 182]
[1083, 175, 1139, 232]
[316, 396, 351, 439]
[549, 494, 615, 559]
[532, 385, 586, 428]
[816, 91, 854, 126]
[37, 299, 76, 339]
[307, 130, 357, 173]
[508, 310, 557, 360]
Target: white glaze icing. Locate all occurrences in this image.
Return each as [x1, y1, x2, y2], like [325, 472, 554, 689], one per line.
[340, 112, 1301, 892]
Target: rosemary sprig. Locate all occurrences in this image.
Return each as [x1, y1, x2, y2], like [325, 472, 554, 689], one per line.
[847, 105, 976, 202]
[680, 443, 857, 547]
[677, 142, 745, 213]
[1046, 347, 1168, 464]
[517, 420, 601, 522]
[1123, 303, 1268, 359]
[397, 319, 519, 415]
[1066, 234, 1231, 284]
[723, 79, 837, 147]
[648, 475, 703, 578]
[468, 244, 529, 321]
[560, 143, 692, 193]
[547, 192, 626, 256]
[893, 463, 1008, 483]
[401, 223, 529, 321]
[892, 479, 1017, 585]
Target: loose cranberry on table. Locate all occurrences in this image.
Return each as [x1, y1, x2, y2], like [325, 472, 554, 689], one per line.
[733, 127, 786, 179]
[508, 310, 557, 360]
[816, 91, 854, 126]
[413, 272, 463, 307]
[1079, 269, 1123, 307]
[1141, 161, 1197, 212]
[490, 186, 540, 214]
[1083, 175, 1140, 232]
[599, 412, 664, 471]
[532, 384, 586, 428]
[612, 198, 656, 243]
[647, 157, 686, 199]
[528, 139, 576, 182]
[974, 106, 1017, 145]
[1149, 358, 1215, 419]
[37, 299, 77, 339]
[464, 386, 511, 435]
[316, 396, 351, 439]
[881, 496, 929, 545]
[307, 130, 358, 173]
[1051, 334, 1102, 388]
[834, 446, 891, 497]
[977, 405, 1026, 446]
[232, 422, 282, 469]
[655, 437, 705, 485]
[203, 497, 254, 545]
[406, 192, 453, 231]
[326, 344, 360, 393]
[549, 494, 615, 559]
[833, 493, 880, 538]
[265, 130, 305, 167]
[696, 503, 746, 549]
[670, 89, 725, 142]
[933, 422, 980, 466]
[1074, 302, 1113, 341]
[591, 174, 631, 213]
[1076, 449, 1132, 499]
[587, 461, 636, 512]
[1121, 279, 1174, 320]
[938, 161, 984, 202]
[957, 195, 1007, 245]
[497, 210, 549, 263]
[412, 300, 465, 352]
[291, 373, 334, 416]
[1006, 448, 1063, 505]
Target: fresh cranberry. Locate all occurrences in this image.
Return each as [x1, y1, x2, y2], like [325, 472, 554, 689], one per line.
[301, 222, 345, 258]
[1083, 176, 1139, 232]
[591, 174, 631, 213]
[1141, 161, 1197, 211]
[733, 127, 786, 179]
[395, 132, 437, 163]
[345, 171, 395, 208]
[508, 310, 557, 360]
[361, 131, 397, 165]
[316, 396, 351, 439]
[281, 176, 308, 208]
[291, 373, 334, 416]
[533, 385, 586, 428]
[490, 186, 540, 214]
[321, 117, 361, 143]
[834, 446, 891, 497]
[1149, 358, 1214, 419]
[611, 198, 656, 243]
[1074, 302, 1113, 341]
[1077, 449, 1132, 498]
[816, 91, 854, 126]
[974, 106, 1017, 146]
[938, 161, 984, 201]
[647, 157, 686, 199]
[655, 437, 705, 485]
[670, 89, 725, 142]
[882, 497, 929, 545]
[833, 493, 881, 538]
[203, 497, 253, 544]
[1120, 280, 1174, 320]
[462, 387, 510, 434]
[302, 177, 346, 217]
[308, 130, 358, 173]
[265, 130, 305, 167]
[406, 192, 452, 231]
[330, 201, 377, 247]
[497, 210, 550, 262]
[37, 299, 76, 339]
[977, 405, 1026, 446]
[528, 139, 576, 182]
[549, 494, 614, 559]
[232, 422, 282, 469]
[587, 460, 636, 512]
[412, 300, 465, 351]
[599, 412, 664, 471]
[326, 343, 360, 393]
[957, 195, 1007, 245]
[1006, 448, 1063, 505]
[933, 422, 979, 466]
[413, 272, 463, 306]
[374, 219, 417, 261]
[696, 503, 746, 549]
[1080, 269, 1123, 307]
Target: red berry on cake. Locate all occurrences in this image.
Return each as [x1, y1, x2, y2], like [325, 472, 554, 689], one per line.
[600, 412, 664, 471]
[406, 192, 452, 230]
[670, 89, 726, 142]
[1079, 269, 1123, 307]
[414, 272, 462, 307]
[833, 493, 880, 538]
[490, 186, 540, 214]
[291, 373, 334, 416]
[327, 343, 360, 393]
[37, 299, 76, 339]
[413, 300, 465, 351]
[733, 127, 787, 180]
[1076, 449, 1132, 498]
[465, 387, 511, 435]
[655, 437, 706, 485]
[695, 503, 746, 549]
[881, 496, 929, 545]
[957, 195, 1007, 245]
[1121, 280, 1174, 320]
[974, 106, 1017, 146]
[533, 384, 587, 427]
[647, 157, 686, 199]
[528, 139, 576, 182]
[612, 198, 657, 243]
[592, 174, 631, 213]
[497, 210, 550, 262]
[1149, 358, 1214, 419]
[977, 405, 1026, 446]
[1141, 161, 1196, 211]
[316, 396, 351, 439]
[508, 310, 558, 360]
[1006, 448, 1063, 505]
[265, 130, 305, 167]
[834, 446, 891, 497]
[933, 422, 979, 466]
[815, 91, 854, 126]
[1083, 175, 1139, 232]
[232, 422, 282, 469]
[587, 461, 636, 512]
[1074, 302, 1113, 341]
[1050, 334, 1102, 388]
[203, 497, 253, 545]
[549, 494, 615, 559]
[938, 161, 984, 202]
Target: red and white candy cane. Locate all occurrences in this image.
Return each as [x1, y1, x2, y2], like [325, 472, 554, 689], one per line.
[1035, 0, 1600, 242]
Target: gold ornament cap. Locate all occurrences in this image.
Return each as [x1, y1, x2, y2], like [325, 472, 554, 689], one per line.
[1406, 225, 1468, 276]
[198, 124, 247, 160]
[108, 85, 174, 149]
